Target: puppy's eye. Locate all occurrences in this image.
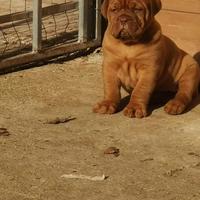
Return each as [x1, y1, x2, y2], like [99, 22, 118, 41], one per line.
[134, 8, 143, 12]
[110, 7, 119, 12]
[130, 6, 143, 13]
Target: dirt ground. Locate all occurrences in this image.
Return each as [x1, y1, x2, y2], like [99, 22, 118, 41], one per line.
[1, 50, 200, 200]
[0, 54, 200, 200]
[0, 1, 200, 200]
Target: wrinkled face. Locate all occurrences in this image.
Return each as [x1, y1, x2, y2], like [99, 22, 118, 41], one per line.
[102, 0, 161, 43]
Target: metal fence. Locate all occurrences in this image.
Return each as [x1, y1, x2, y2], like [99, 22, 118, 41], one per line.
[0, 0, 102, 72]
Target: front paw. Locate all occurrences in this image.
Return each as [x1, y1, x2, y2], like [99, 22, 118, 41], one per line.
[164, 99, 186, 115]
[93, 100, 117, 114]
[123, 104, 147, 118]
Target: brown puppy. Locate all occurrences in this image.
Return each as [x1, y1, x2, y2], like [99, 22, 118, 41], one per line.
[93, 0, 200, 118]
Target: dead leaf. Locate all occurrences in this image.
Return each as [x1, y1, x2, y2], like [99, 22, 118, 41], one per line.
[61, 174, 107, 181]
[104, 147, 120, 157]
[164, 167, 185, 177]
[0, 128, 10, 136]
[188, 152, 200, 157]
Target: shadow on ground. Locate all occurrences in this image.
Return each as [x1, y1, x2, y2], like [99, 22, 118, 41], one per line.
[117, 91, 200, 116]
[194, 51, 200, 65]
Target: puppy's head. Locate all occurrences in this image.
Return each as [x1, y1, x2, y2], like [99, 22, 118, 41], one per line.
[101, 0, 162, 43]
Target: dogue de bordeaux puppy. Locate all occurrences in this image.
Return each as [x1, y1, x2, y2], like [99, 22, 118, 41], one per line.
[93, 0, 200, 118]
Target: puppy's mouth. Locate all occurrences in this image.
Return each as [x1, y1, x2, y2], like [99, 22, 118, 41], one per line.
[117, 29, 132, 40]
[115, 29, 140, 44]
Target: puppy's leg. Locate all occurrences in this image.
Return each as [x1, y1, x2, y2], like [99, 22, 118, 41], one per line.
[123, 69, 157, 118]
[93, 62, 121, 114]
[164, 59, 200, 115]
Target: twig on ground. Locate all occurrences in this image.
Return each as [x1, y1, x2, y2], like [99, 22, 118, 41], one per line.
[44, 116, 76, 124]
[61, 174, 107, 181]
[140, 158, 154, 162]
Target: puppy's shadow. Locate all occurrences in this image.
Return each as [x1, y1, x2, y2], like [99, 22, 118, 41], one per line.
[117, 95, 131, 112]
[117, 92, 174, 114]
[194, 51, 200, 65]
[148, 92, 200, 115]
[117, 91, 200, 115]
[190, 51, 200, 111]
[149, 91, 174, 114]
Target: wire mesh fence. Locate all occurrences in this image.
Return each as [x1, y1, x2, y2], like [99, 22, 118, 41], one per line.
[0, 0, 101, 72]
[41, 0, 79, 48]
[0, 0, 79, 59]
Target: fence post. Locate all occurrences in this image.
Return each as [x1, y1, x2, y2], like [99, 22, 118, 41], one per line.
[32, 0, 42, 52]
[95, 0, 102, 43]
[78, 0, 90, 43]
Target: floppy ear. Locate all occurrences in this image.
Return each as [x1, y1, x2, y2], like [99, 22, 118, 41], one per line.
[101, 0, 109, 19]
[151, 0, 162, 16]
